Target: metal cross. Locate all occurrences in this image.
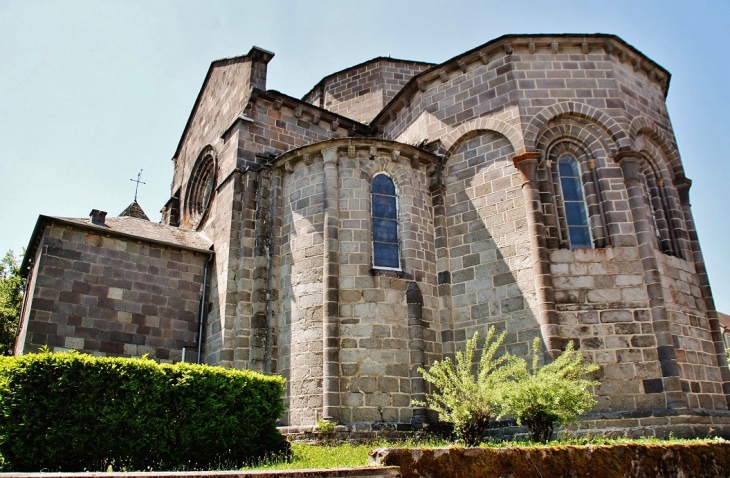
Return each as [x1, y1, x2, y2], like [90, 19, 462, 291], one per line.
[130, 169, 146, 201]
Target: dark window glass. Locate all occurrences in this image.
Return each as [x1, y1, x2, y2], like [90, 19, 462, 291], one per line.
[568, 226, 592, 249]
[372, 174, 399, 269]
[561, 177, 583, 201]
[373, 242, 400, 268]
[373, 218, 398, 243]
[372, 174, 396, 196]
[558, 155, 591, 249]
[372, 195, 397, 219]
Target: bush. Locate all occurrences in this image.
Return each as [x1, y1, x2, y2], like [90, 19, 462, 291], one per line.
[498, 338, 599, 443]
[413, 327, 515, 446]
[0, 350, 289, 471]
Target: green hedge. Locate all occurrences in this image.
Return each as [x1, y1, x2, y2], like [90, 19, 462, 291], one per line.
[0, 351, 289, 471]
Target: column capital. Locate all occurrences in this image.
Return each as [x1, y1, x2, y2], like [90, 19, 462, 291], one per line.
[512, 152, 541, 183]
[512, 151, 541, 168]
[613, 150, 642, 183]
[613, 150, 641, 162]
[322, 146, 338, 164]
[675, 174, 692, 205]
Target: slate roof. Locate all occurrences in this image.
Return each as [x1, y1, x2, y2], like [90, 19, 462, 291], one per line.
[50, 215, 213, 252]
[21, 214, 213, 275]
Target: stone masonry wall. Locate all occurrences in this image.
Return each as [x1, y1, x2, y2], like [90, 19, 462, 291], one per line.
[21, 223, 207, 362]
[441, 132, 539, 357]
[550, 247, 661, 412]
[172, 58, 252, 198]
[302, 60, 431, 125]
[336, 148, 440, 425]
[659, 253, 728, 410]
[278, 159, 326, 426]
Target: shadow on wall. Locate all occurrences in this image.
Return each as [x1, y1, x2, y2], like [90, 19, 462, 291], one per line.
[442, 130, 542, 360]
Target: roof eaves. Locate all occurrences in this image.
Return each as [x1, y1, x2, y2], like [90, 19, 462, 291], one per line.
[49, 216, 213, 255]
[301, 57, 435, 103]
[221, 88, 371, 139]
[19, 215, 52, 276]
[368, 33, 672, 132]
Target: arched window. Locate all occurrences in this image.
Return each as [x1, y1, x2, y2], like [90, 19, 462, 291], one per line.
[557, 155, 592, 249]
[639, 160, 682, 257]
[640, 173, 663, 248]
[371, 174, 400, 269]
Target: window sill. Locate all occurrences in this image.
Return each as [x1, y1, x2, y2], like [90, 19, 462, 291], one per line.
[369, 268, 412, 279]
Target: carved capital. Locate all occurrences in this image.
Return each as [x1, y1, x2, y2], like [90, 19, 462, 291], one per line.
[512, 152, 540, 183]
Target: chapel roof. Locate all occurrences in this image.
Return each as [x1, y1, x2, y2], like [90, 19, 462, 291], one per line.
[119, 200, 150, 221]
[21, 214, 213, 275]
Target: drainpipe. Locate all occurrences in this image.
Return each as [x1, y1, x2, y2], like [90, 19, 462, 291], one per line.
[197, 253, 213, 364]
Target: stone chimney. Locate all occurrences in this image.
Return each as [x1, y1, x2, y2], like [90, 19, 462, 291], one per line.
[247, 46, 275, 91]
[89, 209, 107, 225]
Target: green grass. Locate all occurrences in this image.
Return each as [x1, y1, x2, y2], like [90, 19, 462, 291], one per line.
[245, 436, 728, 471]
[249, 443, 374, 470]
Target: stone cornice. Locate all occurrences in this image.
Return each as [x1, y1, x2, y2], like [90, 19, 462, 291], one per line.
[221, 88, 371, 141]
[273, 138, 439, 172]
[368, 34, 672, 135]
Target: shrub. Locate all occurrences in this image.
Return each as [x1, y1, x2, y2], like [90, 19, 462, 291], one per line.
[499, 338, 600, 443]
[413, 327, 515, 446]
[0, 350, 289, 471]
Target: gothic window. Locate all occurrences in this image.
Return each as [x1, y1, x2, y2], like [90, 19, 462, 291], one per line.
[557, 155, 592, 249]
[371, 173, 400, 269]
[184, 147, 216, 229]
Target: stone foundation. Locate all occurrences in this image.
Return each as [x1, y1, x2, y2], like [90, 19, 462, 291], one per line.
[370, 441, 730, 478]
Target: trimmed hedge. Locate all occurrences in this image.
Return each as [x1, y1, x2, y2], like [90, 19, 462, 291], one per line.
[0, 351, 289, 471]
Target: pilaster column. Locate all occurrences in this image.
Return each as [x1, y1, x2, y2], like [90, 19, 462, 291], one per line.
[615, 151, 685, 408]
[250, 167, 272, 372]
[407, 281, 427, 427]
[512, 152, 560, 357]
[675, 176, 730, 405]
[321, 147, 340, 422]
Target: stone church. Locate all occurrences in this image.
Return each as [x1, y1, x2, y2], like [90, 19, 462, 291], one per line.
[16, 34, 730, 437]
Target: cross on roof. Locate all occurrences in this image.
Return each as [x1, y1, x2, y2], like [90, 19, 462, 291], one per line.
[130, 169, 146, 201]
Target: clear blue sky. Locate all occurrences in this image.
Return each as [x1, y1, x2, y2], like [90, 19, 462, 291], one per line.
[1, 0, 728, 310]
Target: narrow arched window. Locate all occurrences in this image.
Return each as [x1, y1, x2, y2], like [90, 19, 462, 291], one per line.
[640, 173, 663, 249]
[558, 155, 592, 249]
[371, 174, 400, 269]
